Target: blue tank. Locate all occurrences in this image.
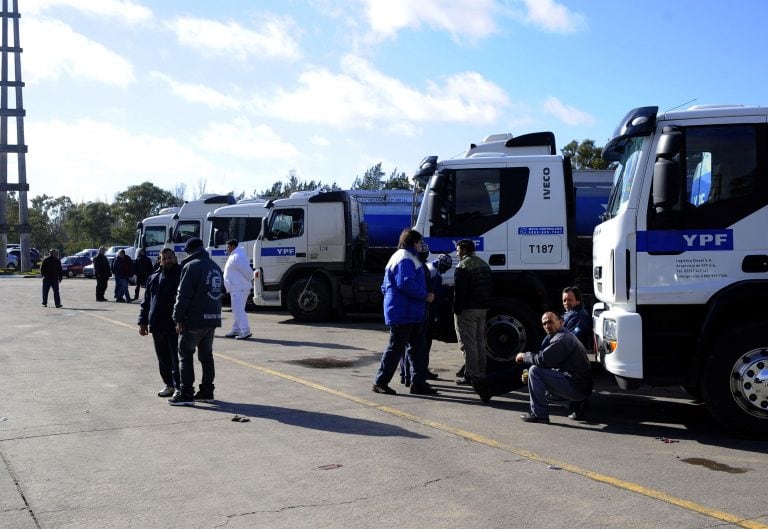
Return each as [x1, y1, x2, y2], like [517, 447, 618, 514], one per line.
[350, 190, 420, 247]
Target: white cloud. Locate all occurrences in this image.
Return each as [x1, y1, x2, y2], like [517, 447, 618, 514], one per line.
[25, 0, 153, 24]
[150, 72, 240, 110]
[24, 18, 135, 86]
[248, 54, 509, 128]
[363, 0, 498, 40]
[543, 96, 596, 126]
[194, 118, 300, 160]
[310, 135, 330, 147]
[167, 15, 301, 61]
[26, 119, 214, 200]
[519, 0, 586, 33]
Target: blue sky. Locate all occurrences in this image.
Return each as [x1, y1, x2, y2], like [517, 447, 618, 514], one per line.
[13, 0, 768, 203]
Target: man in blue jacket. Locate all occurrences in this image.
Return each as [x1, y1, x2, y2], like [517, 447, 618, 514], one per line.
[138, 248, 181, 398]
[373, 229, 436, 396]
[170, 238, 223, 406]
[562, 286, 592, 348]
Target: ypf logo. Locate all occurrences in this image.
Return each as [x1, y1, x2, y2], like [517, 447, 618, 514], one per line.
[681, 230, 733, 251]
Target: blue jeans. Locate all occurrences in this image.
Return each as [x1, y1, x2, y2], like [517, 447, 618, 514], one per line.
[114, 277, 130, 301]
[375, 323, 428, 387]
[42, 278, 61, 306]
[527, 365, 590, 419]
[178, 327, 216, 397]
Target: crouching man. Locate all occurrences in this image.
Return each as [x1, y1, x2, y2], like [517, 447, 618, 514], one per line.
[516, 312, 593, 424]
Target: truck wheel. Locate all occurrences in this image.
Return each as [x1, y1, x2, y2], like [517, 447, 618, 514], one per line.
[287, 277, 332, 322]
[702, 323, 768, 437]
[484, 299, 539, 369]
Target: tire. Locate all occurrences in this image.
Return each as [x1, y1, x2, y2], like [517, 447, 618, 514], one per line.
[67, 270, 74, 278]
[701, 322, 768, 437]
[286, 276, 332, 322]
[484, 299, 540, 372]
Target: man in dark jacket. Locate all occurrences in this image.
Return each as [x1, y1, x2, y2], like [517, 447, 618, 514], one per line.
[40, 249, 63, 308]
[133, 248, 154, 300]
[562, 286, 592, 348]
[516, 312, 593, 423]
[138, 248, 182, 398]
[169, 238, 223, 406]
[111, 249, 134, 303]
[453, 239, 492, 384]
[92, 246, 111, 302]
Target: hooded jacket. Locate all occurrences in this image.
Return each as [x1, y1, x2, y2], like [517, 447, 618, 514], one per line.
[223, 245, 253, 293]
[173, 247, 223, 329]
[381, 247, 428, 326]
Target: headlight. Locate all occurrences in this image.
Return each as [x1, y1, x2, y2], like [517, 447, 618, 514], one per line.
[603, 319, 617, 354]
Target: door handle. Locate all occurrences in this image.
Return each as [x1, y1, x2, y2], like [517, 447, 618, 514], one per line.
[742, 255, 768, 273]
[296, 252, 307, 258]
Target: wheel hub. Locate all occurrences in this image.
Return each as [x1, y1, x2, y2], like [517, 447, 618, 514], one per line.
[730, 347, 768, 419]
[485, 315, 526, 362]
[298, 290, 319, 312]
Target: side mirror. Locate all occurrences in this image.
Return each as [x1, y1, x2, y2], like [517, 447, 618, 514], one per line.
[653, 159, 680, 213]
[652, 127, 682, 213]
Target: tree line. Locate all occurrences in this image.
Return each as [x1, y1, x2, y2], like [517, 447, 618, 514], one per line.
[2, 139, 605, 256]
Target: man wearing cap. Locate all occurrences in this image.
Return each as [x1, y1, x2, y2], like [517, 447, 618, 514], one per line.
[169, 237, 224, 406]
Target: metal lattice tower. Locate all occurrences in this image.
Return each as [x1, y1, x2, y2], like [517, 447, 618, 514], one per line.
[0, 0, 29, 271]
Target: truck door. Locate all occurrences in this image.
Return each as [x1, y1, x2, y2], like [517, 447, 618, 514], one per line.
[260, 207, 308, 284]
[638, 122, 768, 306]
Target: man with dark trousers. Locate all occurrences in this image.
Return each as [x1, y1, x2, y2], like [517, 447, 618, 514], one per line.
[40, 249, 63, 308]
[517, 312, 593, 423]
[169, 238, 223, 406]
[92, 246, 111, 302]
[138, 248, 182, 398]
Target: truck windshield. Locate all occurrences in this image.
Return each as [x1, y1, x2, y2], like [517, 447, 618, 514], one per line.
[605, 136, 647, 218]
[143, 226, 167, 247]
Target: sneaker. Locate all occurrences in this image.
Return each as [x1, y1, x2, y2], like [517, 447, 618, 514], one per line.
[157, 385, 175, 398]
[225, 330, 238, 338]
[567, 400, 588, 421]
[520, 413, 550, 424]
[55, 305, 63, 308]
[41, 303, 47, 307]
[193, 390, 215, 403]
[372, 383, 396, 395]
[426, 370, 439, 380]
[167, 391, 194, 406]
[234, 332, 252, 340]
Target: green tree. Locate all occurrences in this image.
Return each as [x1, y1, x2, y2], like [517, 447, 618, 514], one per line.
[383, 167, 411, 190]
[62, 201, 114, 253]
[256, 170, 339, 198]
[111, 182, 180, 243]
[29, 195, 74, 254]
[352, 163, 385, 190]
[561, 139, 609, 170]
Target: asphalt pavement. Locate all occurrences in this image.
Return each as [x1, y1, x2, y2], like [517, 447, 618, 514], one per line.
[1, 276, 766, 529]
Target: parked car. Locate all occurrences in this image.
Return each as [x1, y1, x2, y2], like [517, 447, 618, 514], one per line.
[60, 255, 92, 278]
[8, 247, 41, 266]
[4, 251, 18, 269]
[105, 245, 134, 266]
[76, 248, 99, 259]
[83, 263, 95, 279]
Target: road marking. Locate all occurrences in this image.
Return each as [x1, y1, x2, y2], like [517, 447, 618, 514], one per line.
[215, 351, 768, 529]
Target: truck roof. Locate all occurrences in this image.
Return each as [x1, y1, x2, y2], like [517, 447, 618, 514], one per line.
[209, 202, 268, 217]
[660, 104, 767, 121]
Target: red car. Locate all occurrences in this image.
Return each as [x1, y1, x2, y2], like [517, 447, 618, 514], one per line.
[60, 256, 92, 278]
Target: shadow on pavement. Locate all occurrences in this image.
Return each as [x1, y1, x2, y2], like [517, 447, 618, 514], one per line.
[195, 400, 430, 439]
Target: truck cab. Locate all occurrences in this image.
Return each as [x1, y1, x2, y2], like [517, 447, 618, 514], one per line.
[592, 105, 768, 434]
[412, 132, 603, 364]
[206, 200, 267, 271]
[134, 207, 180, 259]
[168, 194, 236, 261]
